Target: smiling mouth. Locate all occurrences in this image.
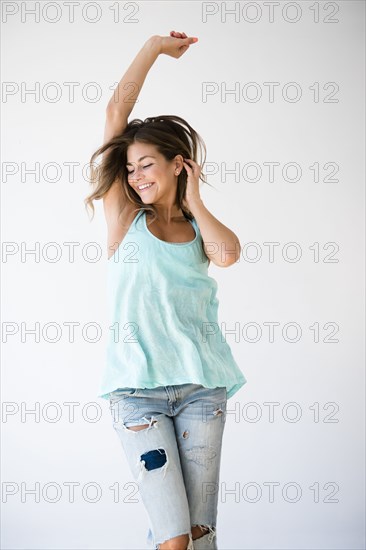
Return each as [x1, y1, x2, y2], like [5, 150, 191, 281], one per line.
[137, 182, 155, 191]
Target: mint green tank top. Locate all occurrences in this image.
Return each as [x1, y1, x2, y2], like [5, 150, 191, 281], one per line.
[98, 209, 247, 400]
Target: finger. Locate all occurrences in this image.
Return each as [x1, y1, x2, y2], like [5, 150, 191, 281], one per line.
[182, 37, 198, 45]
[183, 160, 192, 171]
[184, 159, 201, 172]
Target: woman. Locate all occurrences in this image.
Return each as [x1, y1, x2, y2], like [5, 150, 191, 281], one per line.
[85, 31, 247, 550]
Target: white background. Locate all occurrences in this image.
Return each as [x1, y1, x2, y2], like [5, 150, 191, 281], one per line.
[1, 1, 365, 549]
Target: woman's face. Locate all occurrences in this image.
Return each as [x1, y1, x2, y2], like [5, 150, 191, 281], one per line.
[126, 142, 182, 205]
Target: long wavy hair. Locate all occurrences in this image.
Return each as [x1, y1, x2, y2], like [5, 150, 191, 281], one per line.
[84, 115, 211, 224]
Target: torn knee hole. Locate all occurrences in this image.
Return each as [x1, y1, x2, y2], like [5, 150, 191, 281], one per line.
[213, 407, 223, 416]
[191, 525, 210, 540]
[140, 448, 167, 471]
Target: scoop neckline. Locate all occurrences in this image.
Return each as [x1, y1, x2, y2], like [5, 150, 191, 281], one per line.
[143, 211, 198, 246]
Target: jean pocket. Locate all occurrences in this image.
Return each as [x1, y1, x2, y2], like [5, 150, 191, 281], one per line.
[109, 387, 140, 406]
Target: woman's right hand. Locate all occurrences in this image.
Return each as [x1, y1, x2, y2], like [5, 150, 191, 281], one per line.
[152, 31, 198, 59]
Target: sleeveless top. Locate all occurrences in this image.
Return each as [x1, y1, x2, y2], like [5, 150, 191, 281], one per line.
[97, 209, 247, 401]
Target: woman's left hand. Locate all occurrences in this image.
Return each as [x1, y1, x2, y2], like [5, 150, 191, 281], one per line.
[183, 158, 202, 207]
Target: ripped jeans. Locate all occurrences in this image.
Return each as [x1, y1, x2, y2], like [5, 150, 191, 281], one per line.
[109, 383, 227, 549]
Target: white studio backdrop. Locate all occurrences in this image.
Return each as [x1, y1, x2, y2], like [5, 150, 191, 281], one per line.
[1, 1, 365, 549]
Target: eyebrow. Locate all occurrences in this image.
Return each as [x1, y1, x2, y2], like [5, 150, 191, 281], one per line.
[126, 155, 156, 166]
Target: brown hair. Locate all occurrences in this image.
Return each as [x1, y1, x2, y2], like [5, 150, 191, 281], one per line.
[84, 115, 212, 223]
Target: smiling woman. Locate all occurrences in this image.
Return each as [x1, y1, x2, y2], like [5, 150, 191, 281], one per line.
[85, 111, 208, 223]
[84, 31, 247, 550]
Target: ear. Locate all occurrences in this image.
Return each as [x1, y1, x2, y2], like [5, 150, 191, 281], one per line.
[173, 154, 184, 171]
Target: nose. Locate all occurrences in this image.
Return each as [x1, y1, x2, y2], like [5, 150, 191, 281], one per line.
[128, 165, 144, 180]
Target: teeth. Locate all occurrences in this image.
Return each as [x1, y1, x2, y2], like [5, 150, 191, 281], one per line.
[138, 183, 153, 190]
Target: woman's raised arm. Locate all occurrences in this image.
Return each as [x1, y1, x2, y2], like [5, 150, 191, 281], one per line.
[102, 35, 162, 229]
[104, 31, 198, 140]
[104, 35, 159, 141]
[100, 32, 198, 255]
[102, 32, 198, 224]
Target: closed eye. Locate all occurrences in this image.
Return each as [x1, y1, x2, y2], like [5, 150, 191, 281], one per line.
[127, 163, 153, 175]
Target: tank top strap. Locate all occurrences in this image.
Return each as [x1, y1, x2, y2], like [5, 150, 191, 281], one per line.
[190, 216, 200, 234]
[133, 208, 145, 227]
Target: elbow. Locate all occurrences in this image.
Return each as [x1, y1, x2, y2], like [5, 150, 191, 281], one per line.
[221, 240, 241, 268]
[106, 101, 116, 115]
[221, 257, 240, 268]
[211, 252, 241, 268]
[105, 102, 127, 120]
[106, 103, 120, 117]
[206, 239, 242, 268]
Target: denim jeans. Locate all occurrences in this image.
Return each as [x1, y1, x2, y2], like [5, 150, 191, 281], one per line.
[109, 383, 227, 549]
